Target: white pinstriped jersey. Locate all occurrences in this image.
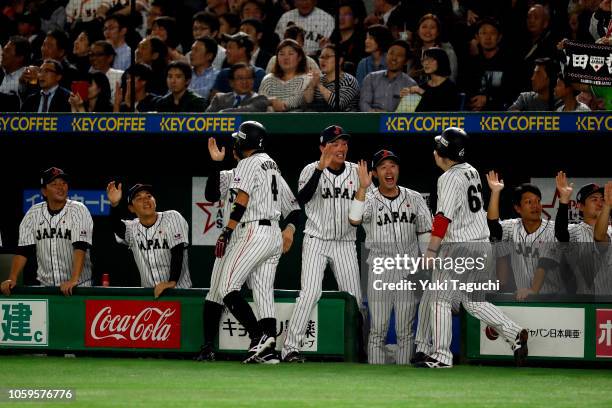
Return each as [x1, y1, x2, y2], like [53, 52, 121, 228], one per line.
[497, 218, 563, 293]
[117, 210, 191, 288]
[362, 187, 432, 257]
[566, 222, 612, 294]
[436, 162, 489, 242]
[230, 153, 282, 222]
[219, 169, 299, 224]
[300, 161, 359, 240]
[19, 200, 93, 286]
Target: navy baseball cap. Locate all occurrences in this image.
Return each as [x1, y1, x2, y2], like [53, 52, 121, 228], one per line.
[372, 149, 400, 168]
[320, 125, 350, 145]
[576, 183, 604, 203]
[128, 183, 154, 203]
[41, 167, 68, 186]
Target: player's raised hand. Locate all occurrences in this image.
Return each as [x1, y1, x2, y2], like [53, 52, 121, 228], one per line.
[106, 181, 122, 206]
[208, 137, 225, 161]
[486, 170, 504, 193]
[555, 171, 573, 204]
[357, 160, 372, 189]
[605, 182, 612, 206]
[317, 143, 335, 170]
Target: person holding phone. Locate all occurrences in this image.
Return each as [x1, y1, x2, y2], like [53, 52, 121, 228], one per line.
[69, 72, 113, 112]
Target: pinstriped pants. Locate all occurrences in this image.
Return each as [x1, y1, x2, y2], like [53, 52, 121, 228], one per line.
[426, 245, 521, 366]
[218, 221, 282, 320]
[367, 261, 418, 365]
[282, 236, 362, 357]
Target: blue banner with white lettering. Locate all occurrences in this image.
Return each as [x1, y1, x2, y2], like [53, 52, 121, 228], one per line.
[23, 190, 110, 216]
[380, 112, 609, 133]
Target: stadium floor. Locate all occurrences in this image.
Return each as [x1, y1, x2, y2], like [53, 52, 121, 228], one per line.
[1, 356, 611, 407]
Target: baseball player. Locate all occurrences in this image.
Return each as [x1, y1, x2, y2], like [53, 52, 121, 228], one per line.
[414, 127, 528, 368]
[348, 150, 432, 364]
[215, 120, 287, 364]
[196, 136, 300, 362]
[1, 167, 93, 297]
[281, 125, 363, 363]
[486, 174, 565, 299]
[106, 182, 192, 298]
[594, 182, 612, 284]
[555, 173, 612, 294]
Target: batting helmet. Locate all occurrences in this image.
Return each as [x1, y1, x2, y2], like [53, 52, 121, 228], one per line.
[232, 120, 266, 157]
[434, 127, 468, 162]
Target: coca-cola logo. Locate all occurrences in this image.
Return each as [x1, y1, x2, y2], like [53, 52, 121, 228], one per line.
[85, 300, 181, 349]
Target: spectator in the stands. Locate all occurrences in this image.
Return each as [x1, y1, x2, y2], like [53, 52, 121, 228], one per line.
[518, 4, 557, 91]
[205, 0, 229, 16]
[21, 59, 71, 112]
[554, 73, 590, 112]
[410, 14, 458, 83]
[405, 47, 459, 112]
[192, 12, 226, 70]
[68, 72, 113, 112]
[355, 24, 393, 86]
[240, 19, 273, 70]
[239, 0, 280, 54]
[152, 16, 184, 62]
[462, 18, 516, 111]
[274, 0, 334, 56]
[304, 44, 360, 112]
[146, 0, 170, 35]
[0, 36, 30, 110]
[189, 36, 219, 101]
[211, 31, 265, 94]
[219, 13, 241, 40]
[15, 11, 44, 62]
[21, 30, 79, 89]
[206, 62, 269, 112]
[104, 14, 131, 71]
[508, 57, 560, 111]
[135, 36, 168, 96]
[265, 24, 320, 75]
[89, 40, 124, 100]
[367, 0, 406, 38]
[66, 0, 101, 25]
[155, 61, 207, 111]
[71, 26, 104, 78]
[259, 39, 310, 111]
[360, 39, 416, 112]
[115, 63, 160, 112]
[332, 1, 366, 72]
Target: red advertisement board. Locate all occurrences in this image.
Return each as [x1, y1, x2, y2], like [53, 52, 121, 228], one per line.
[85, 300, 181, 349]
[596, 309, 612, 358]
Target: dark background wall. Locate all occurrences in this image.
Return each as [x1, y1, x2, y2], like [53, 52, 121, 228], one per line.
[1, 128, 610, 289]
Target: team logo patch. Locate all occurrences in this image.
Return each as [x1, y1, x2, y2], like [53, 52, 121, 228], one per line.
[80, 230, 87, 237]
[174, 233, 182, 239]
[234, 177, 241, 182]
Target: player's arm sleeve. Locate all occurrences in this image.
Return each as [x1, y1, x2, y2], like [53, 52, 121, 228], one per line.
[204, 166, 222, 202]
[15, 245, 35, 259]
[166, 211, 189, 249]
[297, 165, 322, 206]
[279, 176, 301, 229]
[110, 205, 127, 240]
[487, 218, 503, 241]
[434, 176, 457, 228]
[415, 195, 433, 233]
[73, 204, 93, 246]
[555, 203, 570, 242]
[169, 244, 184, 283]
[230, 160, 258, 197]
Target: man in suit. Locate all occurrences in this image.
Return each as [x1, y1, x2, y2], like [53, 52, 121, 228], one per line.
[21, 59, 71, 112]
[206, 63, 268, 112]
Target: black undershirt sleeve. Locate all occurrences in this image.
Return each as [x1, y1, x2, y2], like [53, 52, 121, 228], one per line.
[110, 205, 126, 240]
[297, 168, 323, 206]
[555, 203, 570, 242]
[169, 244, 184, 283]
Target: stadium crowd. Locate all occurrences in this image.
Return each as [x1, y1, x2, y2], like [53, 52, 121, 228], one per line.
[0, 0, 611, 113]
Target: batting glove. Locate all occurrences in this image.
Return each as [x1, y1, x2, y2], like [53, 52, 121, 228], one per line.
[215, 227, 233, 258]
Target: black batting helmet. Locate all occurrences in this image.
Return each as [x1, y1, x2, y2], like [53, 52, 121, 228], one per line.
[232, 120, 266, 156]
[434, 127, 468, 162]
